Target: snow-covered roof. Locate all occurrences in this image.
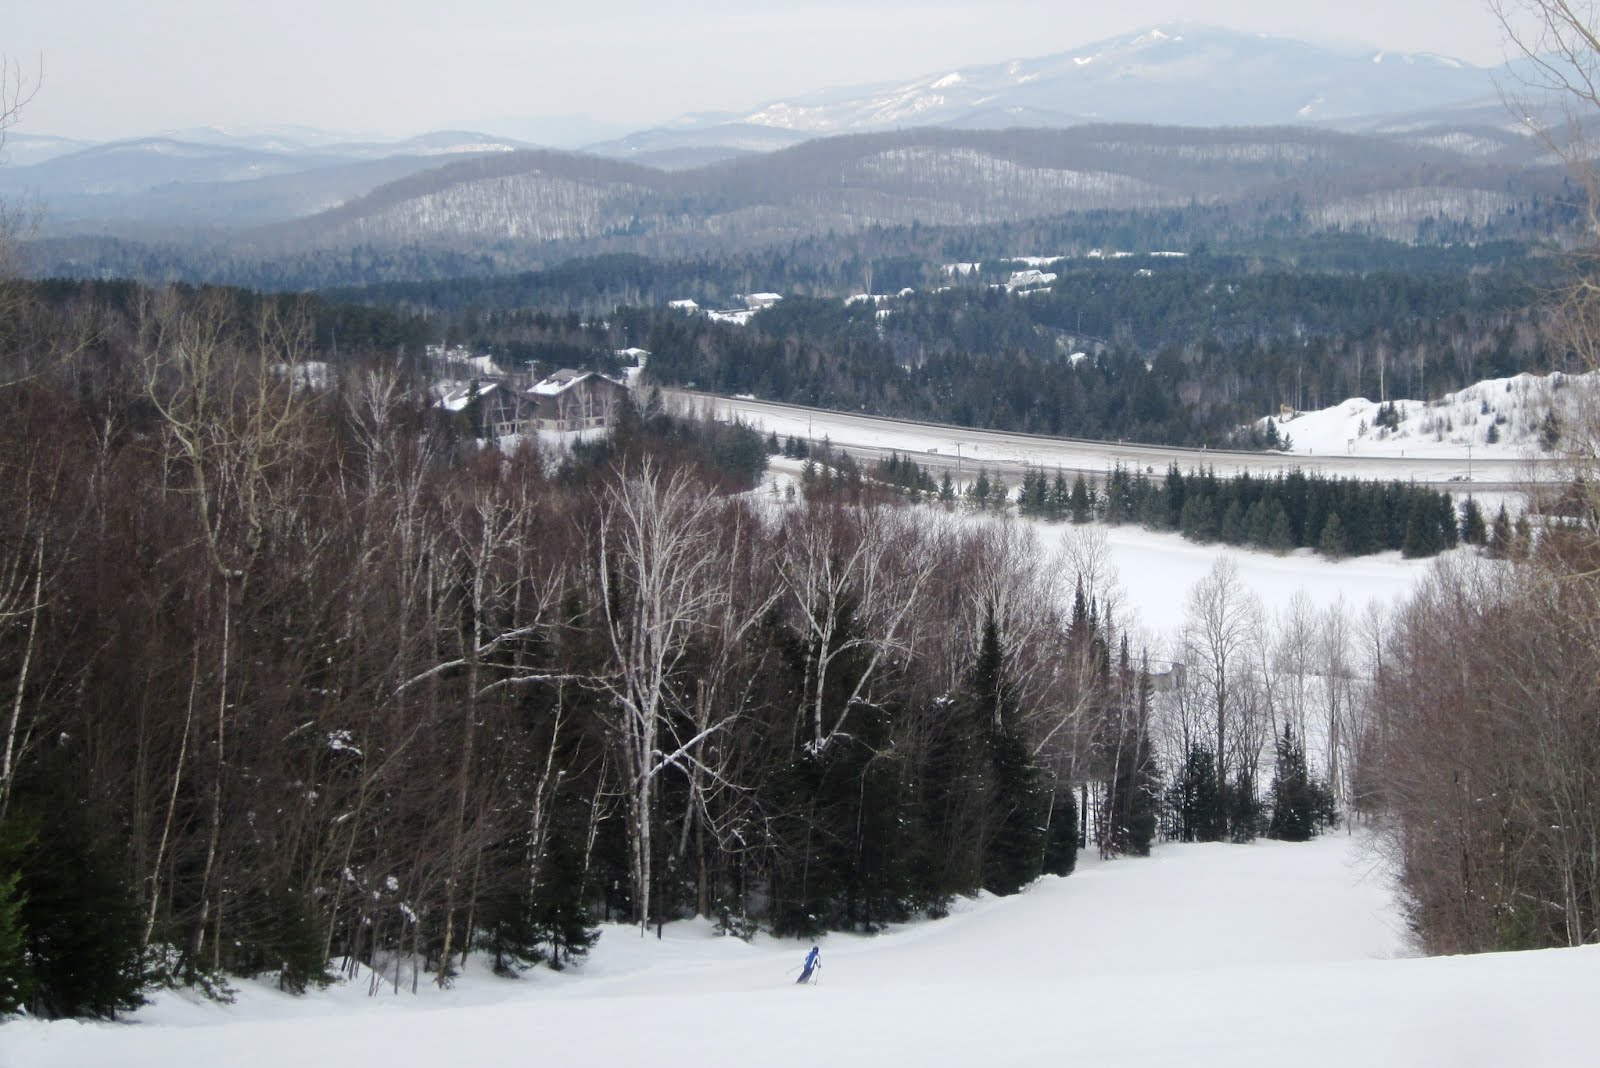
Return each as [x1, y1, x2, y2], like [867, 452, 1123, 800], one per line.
[426, 344, 504, 378]
[1007, 270, 1057, 290]
[669, 299, 700, 311]
[529, 369, 625, 397]
[529, 369, 586, 396]
[434, 381, 502, 412]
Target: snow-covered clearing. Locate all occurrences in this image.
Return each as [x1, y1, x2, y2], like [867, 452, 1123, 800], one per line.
[10, 835, 1593, 1067]
[758, 458, 1438, 641]
[1075, 520, 1424, 638]
[1272, 371, 1595, 461]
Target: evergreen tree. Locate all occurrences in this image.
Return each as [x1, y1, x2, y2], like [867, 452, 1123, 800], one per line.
[1227, 767, 1262, 843]
[1219, 500, 1246, 544]
[528, 822, 601, 969]
[1040, 782, 1079, 877]
[1103, 465, 1131, 523]
[235, 884, 329, 995]
[939, 469, 956, 506]
[1069, 474, 1091, 523]
[969, 612, 1045, 896]
[1018, 467, 1050, 517]
[1167, 745, 1222, 843]
[1266, 721, 1338, 842]
[1401, 497, 1445, 558]
[1163, 463, 1186, 528]
[1488, 504, 1514, 559]
[1459, 497, 1488, 547]
[1050, 470, 1071, 521]
[969, 468, 992, 511]
[1179, 495, 1218, 542]
[1540, 409, 1561, 451]
[1513, 513, 1534, 558]
[1266, 504, 1295, 552]
[1245, 500, 1272, 547]
[1437, 492, 1460, 550]
[6, 805, 145, 1018]
[0, 824, 30, 1016]
[991, 475, 1010, 513]
[922, 689, 989, 903]
[476, 808, 601, 978]
[1319, 512, 1348, 558]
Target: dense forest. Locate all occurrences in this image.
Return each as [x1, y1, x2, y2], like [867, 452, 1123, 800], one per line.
[30, 234, 1566, 454]
[0, 279, 1371, 1019]
[795, 445, 1469, 561]
[635, 264, 1560, 445]
[28, 178, 1575, 294]
[327, 245, 1557, 448]
[3, 210, 1598, 1023]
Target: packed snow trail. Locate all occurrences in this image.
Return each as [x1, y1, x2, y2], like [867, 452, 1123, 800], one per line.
[8, 836, 1595, 1067]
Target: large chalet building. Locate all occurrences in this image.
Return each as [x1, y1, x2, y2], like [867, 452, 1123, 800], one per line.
[434, 367, 632, 438]
[525, 369, 630, 432]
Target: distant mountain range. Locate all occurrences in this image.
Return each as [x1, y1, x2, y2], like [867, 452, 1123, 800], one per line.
[584, 25, 1521, 164]
[0, 130, 541, 229]
[3, 24, 1568, 281]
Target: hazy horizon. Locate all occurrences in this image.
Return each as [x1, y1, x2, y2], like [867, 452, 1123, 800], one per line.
[9, 1, 1517, 146]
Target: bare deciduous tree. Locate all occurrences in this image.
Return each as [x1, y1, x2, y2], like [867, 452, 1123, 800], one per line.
[594, 461, 727, 932]
[1183, 557, 1264, 818]
[775, 502, 937, 753]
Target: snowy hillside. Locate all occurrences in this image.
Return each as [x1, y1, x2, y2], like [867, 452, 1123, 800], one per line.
[10, 834, 1592, 1067]
[657, 25, 1508, 140]
[1270, 371, 1597, 460]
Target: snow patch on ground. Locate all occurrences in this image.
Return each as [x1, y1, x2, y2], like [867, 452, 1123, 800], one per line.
[12, 835, 1594, 1067]
[1272, 371, 1592, 460]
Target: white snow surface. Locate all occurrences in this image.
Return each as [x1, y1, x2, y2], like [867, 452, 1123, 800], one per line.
[1077, 521, 1423, 639]
[10, 835, 1595, 1066]
[1272, 371, 1592, 460]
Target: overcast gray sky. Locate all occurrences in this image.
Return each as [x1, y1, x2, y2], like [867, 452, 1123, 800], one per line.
[9, 0, 1515, 143]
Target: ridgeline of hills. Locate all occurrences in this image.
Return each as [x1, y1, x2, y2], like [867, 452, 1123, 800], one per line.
[590, 24, 1518, 160]
[21, 122, 1574, 290]
[3, 25, 1579, 288]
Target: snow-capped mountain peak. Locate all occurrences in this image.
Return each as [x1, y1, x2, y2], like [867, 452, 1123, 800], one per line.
[664, 24, 1501, 139]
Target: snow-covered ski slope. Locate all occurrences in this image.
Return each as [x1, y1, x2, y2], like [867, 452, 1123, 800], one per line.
[9, 835, 1594, 1067]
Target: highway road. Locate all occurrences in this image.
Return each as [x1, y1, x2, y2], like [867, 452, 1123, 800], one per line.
[664, 391, 1553, 493]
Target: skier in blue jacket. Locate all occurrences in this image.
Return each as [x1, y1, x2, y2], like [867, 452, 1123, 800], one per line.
[796, 945, 821, 984]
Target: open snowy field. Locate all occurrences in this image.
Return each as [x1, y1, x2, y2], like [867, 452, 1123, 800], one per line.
[9, 834, 1594, 1067]
[760, 454, 1442, 642]
[1055, 520, 1427, 640]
